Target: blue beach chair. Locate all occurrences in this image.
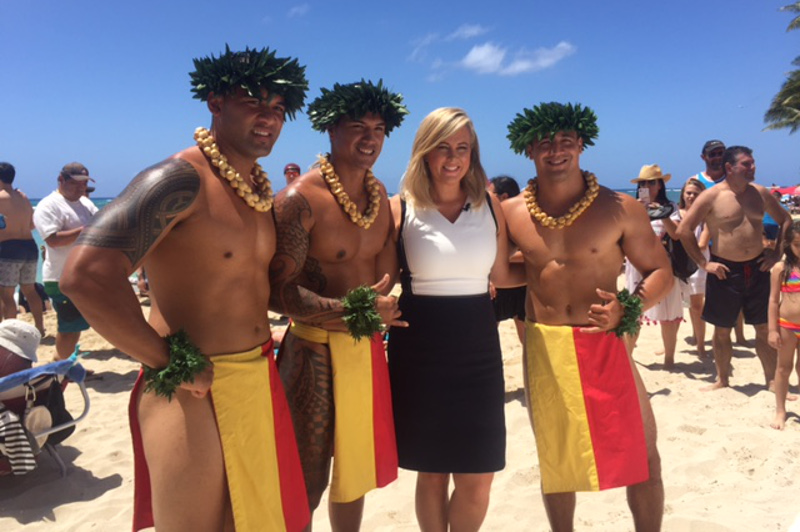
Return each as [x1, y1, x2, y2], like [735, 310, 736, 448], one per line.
[0, 356, 90, 476]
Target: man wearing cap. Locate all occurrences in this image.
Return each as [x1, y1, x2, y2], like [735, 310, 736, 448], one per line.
[284, 162, 301, 186]
[0, 163, 45, 336]
[32, 163, 97, 360]
[61, 47, 311, 531]
[269, 80, 407, 530]
[502, 102, 671, 530]
[694, 140, 726, 189]
[677, 146, 790, 392]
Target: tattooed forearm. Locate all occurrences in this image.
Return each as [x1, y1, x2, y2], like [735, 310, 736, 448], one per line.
[271, 192, 313, 285]
[77, 159, 200, 266]
[270, 190, 344, 325]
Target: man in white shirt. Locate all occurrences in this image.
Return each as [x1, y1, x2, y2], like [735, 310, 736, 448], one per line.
[33, 163, 97, 360]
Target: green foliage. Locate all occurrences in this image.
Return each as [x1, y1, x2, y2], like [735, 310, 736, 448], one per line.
[143, 330, 210, 400]
[307, 79, 409, 136]
[341, 285, 382, 341]
[781, 1, 800, 31]
[765, 65, 800, 134]
[612, 289, 643, 338]
[507, 102, 599, 155]
[764, 4, 800, 133]
[190, 44, 308, 120]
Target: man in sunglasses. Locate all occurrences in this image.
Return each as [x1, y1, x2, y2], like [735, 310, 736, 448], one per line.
[694, 139, 726, 189]
[283, 162, 301, 186]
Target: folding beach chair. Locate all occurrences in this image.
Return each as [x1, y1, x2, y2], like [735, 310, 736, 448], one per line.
[0, 357, 90, 476]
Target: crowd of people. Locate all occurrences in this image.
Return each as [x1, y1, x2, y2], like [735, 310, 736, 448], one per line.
[2, 45, 799, 532]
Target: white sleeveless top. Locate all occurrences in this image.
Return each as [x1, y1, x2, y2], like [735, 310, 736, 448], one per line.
[402, 199, 497, 296]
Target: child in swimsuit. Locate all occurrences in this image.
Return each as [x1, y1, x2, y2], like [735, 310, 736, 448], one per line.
[767, 220, 800, 430]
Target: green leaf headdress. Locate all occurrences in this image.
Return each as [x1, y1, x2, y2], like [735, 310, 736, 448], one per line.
[307, 79, 409, 136]
[507, 102, 599, 154]
[190, 44, 309, 120]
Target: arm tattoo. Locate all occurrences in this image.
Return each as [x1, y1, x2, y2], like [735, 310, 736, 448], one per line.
[270, 192, 343, 324]
[77, 159, 200, 266]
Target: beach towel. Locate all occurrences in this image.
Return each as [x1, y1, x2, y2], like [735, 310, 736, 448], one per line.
[129, 339, 310, 532]
[0, 405, 36, 474]
[524, 322, 649, 494]
[288, 322, 397, 503]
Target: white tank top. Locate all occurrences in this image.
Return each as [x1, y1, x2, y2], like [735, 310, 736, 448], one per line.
[402, 199, 497, 296]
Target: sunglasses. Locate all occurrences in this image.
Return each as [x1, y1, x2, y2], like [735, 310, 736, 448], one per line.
[705, 149, 724, 157]
[284, 168, 300, 174]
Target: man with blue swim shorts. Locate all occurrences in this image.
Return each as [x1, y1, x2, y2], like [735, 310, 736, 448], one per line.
[0, 162, 45, 335]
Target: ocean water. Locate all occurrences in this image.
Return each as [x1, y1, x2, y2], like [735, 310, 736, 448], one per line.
[618, 188, 682, 204]
[26, 190, 680, 284]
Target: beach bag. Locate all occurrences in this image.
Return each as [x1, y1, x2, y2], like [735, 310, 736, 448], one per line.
[661, 233, 698, 282]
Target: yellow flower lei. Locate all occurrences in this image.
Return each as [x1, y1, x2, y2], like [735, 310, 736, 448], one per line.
[524, 171, 600, 229]
[318, 154, 381, 229]
[194, 127, 273, 212]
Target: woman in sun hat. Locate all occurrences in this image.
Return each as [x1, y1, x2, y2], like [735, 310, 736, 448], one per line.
[625, 164, 685, 368]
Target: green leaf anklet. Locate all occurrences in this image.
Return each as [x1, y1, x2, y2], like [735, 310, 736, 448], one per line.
[612, 289, 643, 338]
[143, 330, 210, 400]
[342, 285, 382, 341]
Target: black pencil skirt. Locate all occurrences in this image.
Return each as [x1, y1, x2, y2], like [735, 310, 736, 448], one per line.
[387, 292, 506, 473]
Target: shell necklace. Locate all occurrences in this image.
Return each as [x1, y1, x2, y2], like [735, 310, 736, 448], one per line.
[194, 127, 273, 212]
[524, 171, 599, 229]
[318, 154, 381, 229]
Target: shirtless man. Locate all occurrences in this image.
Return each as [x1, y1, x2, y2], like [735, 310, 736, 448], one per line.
[689, 139, 748, 345]
[269, 80, 408, 531]
[60, 47, 311, 531]
[503, 102, 672, 531]
[677, 146, 790, 392]
[0, 163, 44, 334]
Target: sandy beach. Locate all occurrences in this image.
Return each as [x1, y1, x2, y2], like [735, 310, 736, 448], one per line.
[1, 285, 799, 531]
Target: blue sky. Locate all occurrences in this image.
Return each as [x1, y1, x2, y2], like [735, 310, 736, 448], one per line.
[1, 0, 798, 198]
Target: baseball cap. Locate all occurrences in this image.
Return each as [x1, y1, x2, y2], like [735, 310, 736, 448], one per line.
[702, 140, 725, 155]
[284, 163, 301, 174]
[60, 162, 94, 182]
[0, 319, 41, 363]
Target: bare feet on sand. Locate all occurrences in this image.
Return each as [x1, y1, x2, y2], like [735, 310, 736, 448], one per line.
[770, 413, 786, 430]
[702, 380, 728, 392]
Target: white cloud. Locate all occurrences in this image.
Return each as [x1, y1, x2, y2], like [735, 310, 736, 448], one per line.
[287, 4, 310, 18]
[445, 24, 490, 41]
[460, 42, 507, 74]
[409, 32, 439, 62]
[460, 41, 576, 76]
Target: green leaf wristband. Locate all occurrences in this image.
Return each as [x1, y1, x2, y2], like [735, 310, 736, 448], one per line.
[612, 288, 643, 338]
[143, 329, 210, 400]
[341, 285, 382, 341]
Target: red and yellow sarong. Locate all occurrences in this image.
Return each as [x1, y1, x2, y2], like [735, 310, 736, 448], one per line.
[288, 322, 397, 503]
[129, 340, 310, 532]
[525, 322, 649, 494]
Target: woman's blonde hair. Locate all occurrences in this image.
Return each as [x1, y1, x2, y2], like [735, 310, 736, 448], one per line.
[399, 107, 488, 209]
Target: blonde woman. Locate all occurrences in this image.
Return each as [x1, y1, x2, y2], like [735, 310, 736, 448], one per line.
[678, 177, 710, 357]
[388, 108, 522, 531]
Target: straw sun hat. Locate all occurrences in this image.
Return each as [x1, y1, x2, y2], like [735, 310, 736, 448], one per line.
[630, 164, 671, 184]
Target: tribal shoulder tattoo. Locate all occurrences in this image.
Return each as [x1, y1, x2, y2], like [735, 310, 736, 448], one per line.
[270, 191, 342, 324]
[77, 158, 200, 266]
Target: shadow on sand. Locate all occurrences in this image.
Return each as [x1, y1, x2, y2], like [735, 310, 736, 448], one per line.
[0, 445, 123, 526]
